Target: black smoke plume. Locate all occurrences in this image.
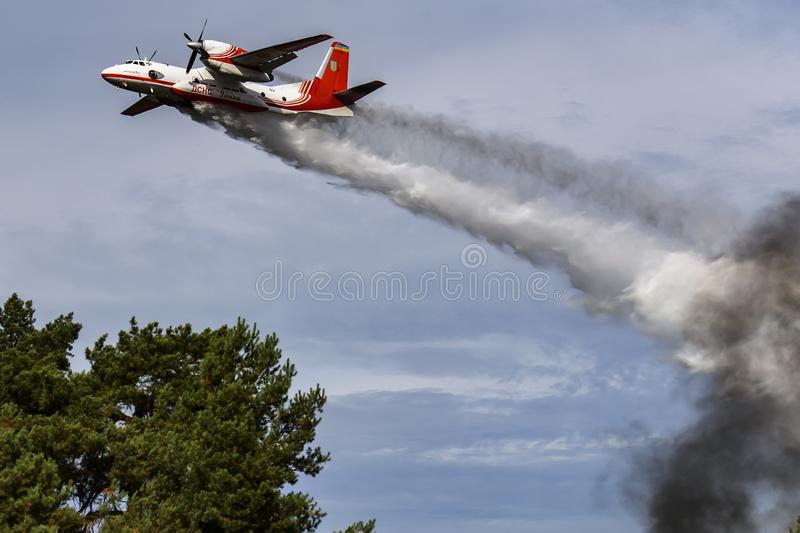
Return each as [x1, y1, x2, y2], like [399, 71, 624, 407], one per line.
[640, 196, 800, 532]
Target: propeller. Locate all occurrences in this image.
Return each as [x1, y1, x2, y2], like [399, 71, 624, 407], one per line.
[184, 18, 208, 74]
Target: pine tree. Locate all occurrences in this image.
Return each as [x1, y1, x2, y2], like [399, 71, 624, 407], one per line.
[0, 294, 373, 532]
[0, 294, 84, 532]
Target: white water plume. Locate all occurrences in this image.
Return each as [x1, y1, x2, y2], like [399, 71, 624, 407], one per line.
[181, 103, 721, 327]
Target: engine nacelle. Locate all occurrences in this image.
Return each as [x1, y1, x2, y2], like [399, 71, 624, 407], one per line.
[196, 40, 274, 83]
[205, 59, 274, 82]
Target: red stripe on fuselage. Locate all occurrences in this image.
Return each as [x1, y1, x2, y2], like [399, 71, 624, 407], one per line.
[102, 73, 175, 86]
[171, 81, 347, 113]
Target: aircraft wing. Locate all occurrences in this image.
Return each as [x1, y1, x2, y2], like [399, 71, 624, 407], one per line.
[231, 34, 332, 73]
[121, 96, 163, 116]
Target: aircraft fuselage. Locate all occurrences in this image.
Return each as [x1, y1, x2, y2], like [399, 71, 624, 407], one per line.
[101, 60, 349, 115]
[101, 38, 384, 117]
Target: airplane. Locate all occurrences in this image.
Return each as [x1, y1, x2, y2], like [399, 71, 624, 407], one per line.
[100, 21, 385, 117]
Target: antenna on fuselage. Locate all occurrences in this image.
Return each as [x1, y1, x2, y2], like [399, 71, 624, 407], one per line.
[134, 46, 157, 62]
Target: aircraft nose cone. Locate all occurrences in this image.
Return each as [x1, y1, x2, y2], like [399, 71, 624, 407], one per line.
[101, 67, 124, 88]
[100, 67, 115, 83]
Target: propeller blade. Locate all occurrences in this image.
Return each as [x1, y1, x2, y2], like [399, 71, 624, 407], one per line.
[185, 50, 198, 74]
[149, 49, 158, 61]
[184, 20, 207, 73]
[198, 18, 207, 41]
[136, 46, 141, 60]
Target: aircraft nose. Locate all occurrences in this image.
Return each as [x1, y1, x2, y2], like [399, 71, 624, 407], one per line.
[100, 67, 117, 85]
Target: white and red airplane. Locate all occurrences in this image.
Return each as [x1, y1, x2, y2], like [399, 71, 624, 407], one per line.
[101, 21, 384, 117]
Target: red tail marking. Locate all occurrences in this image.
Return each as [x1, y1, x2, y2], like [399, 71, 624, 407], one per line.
[310, 42, 350, 97]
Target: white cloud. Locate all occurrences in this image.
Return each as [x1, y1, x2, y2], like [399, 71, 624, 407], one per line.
[289, 334, 597, 400]
[420, 434, 650, 466]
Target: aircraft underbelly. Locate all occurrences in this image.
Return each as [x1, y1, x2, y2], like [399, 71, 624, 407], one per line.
[171, 81, 269, 111]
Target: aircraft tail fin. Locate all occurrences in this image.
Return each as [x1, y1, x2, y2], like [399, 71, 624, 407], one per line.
[309, 42, 350, 96]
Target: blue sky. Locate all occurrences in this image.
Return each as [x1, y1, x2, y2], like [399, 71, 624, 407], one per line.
[3, 1, 800, 531]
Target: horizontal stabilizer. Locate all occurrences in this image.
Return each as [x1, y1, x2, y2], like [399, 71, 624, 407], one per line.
[121, 96, 163, 116]
[333, 81, 386, 106]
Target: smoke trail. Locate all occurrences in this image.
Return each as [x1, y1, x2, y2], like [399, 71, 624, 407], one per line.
[633, 198, 800, 533]
[333, 105, 738, 255]
[180, 104, 723, 311]
[178, 102, 799, 529]
[237, 90, 738, 255]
